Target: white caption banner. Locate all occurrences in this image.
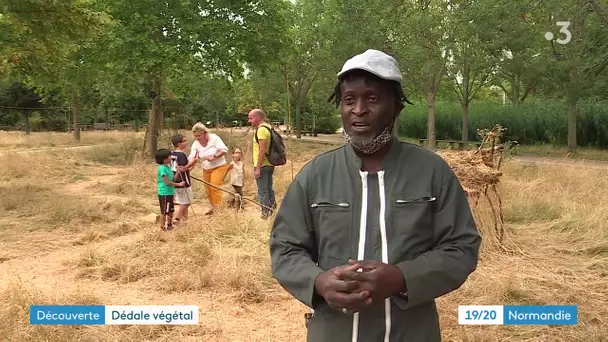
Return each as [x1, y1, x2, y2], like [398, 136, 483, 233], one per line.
[105, 305, 199, 325]
[458, 305, 504, 325]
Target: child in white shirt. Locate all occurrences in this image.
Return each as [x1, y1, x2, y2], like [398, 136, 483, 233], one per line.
[227, 147, 244, 210]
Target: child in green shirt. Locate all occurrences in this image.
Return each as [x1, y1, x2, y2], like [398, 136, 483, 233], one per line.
[155, 149, 185, 231]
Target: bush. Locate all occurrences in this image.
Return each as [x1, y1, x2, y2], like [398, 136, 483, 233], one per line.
[288, 111, 341, 134]
[400, 99, 608, 147]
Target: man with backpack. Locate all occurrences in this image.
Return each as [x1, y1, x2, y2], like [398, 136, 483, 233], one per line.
[248, 108, 286, 219]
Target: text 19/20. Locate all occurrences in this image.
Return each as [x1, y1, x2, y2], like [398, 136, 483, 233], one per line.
[458, 306, 504, 325]
[465, 309, 497, 320]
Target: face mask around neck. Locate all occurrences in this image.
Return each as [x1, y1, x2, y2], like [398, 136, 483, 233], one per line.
[342, 124, 394, 155]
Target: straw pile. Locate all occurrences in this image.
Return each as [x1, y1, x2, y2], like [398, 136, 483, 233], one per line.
[439, 147, 503, 198]
[437, 125, 513, 254]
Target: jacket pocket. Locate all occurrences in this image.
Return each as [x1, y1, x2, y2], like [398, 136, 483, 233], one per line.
[310, 200, 352, 269]
[391, 194, 435, 257]
[395, 196, 436, 204]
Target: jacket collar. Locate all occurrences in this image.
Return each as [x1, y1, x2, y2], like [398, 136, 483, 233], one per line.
[345, 136, 402, 172]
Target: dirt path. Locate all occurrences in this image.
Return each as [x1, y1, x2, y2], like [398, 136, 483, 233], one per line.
[512, 154, 608, 169]
[0, 155, 168, 274]
[0, 167, 157, 283]
[0, 155, 304, 341]
[56, 173, 140, 205]
[0, 161, 261, 288]
[0, 229, 145, 291]
[0, 143, 119, 155]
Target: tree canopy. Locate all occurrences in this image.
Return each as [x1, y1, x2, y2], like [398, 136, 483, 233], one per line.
[1, 0, 607, 151]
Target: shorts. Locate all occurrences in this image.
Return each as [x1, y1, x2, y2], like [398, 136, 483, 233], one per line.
[174, 187, 193, 205]
[158, 195, 175, 215]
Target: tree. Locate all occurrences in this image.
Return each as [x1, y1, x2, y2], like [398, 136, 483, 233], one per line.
[474, 1, 547, 105]
[541, 1, 608, 151]
[387, 1, 451, 148]
[303, 75, 342, 134]
[0, 0, 107, 76]
[446, 1, 498, 141]
[1, 0, 110, 139]
[248, 68, 290, 122]
[279, 0, 330, 138]
[323, 0, 400, 134]
[164, 65, 234, 128]
[95, 0, 290, 155]
[324, 0, 390, 71]
[0, 82, 42, 133]
[44, 30, 110, 140]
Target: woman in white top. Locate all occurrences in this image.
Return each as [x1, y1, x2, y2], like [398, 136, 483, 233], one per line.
[186, 122, 230, 215]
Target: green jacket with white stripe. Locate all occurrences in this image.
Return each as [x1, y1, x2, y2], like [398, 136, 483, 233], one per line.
[269, 137, 482, 342]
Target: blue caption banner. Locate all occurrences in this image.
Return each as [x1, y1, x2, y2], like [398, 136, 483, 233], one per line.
[29, 305, 199, 325]
[503, 305, 577, 325]
[458, 305, 577, 325]
[30, 305, 105, 325]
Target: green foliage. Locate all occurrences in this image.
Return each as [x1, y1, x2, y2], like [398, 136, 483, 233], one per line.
[471, 0, 549, 104]
[446, 2, 498, 104]
[0, 0, 109, 76]
[0, 0, 607, 150]
[400, 99, 608, 148]
[94, 0, 290, 83]
[386, 1, 451, 98]
[323, 0, 392, 71]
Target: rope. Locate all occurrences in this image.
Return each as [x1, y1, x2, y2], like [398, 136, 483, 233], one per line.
[189, 174, 273, 211]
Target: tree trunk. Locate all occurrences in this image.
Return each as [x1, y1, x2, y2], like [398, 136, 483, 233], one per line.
[460, 67, 470, 142]
[146, 76, 163, 156]
[567, 97, 578, 152]
[64, 109, 70, 131]
[511, 74, 521, 105]
[23, 110, 31, 135]
[462, 102, 469, 142]
[295, 101, 302, 139]
[283, 67, 292, 135]
[426, 91, 437, 149]
[71, 89, 80, 141]
[105, 108, 110, 127]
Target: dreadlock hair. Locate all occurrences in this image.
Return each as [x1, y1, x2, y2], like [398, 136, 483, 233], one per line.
[327, 69, 413, 107]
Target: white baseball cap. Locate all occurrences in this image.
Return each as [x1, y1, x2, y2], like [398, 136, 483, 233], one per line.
[337, 49, 402, 84]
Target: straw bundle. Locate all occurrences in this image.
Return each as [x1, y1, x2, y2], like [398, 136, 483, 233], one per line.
[437, 125, 513, 254]
[438, 149, 503, 198]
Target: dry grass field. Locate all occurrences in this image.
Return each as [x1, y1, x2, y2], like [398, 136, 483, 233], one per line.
[0, 130, 145, 150]
[0, 130, 606, 342]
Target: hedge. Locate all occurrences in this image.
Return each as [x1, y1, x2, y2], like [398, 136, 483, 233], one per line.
[399, 99, 608, 148]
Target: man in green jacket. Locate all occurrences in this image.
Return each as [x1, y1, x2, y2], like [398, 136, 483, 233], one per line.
[269, 49, 481, 342]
